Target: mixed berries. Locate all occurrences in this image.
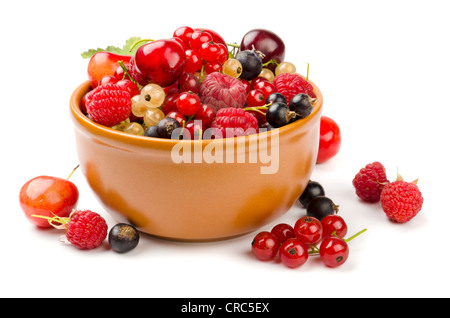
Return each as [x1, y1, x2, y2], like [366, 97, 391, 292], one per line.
[81, 27, 323, 141]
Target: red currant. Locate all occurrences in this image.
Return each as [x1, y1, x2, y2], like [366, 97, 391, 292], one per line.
[251, 231, 280, 261]
[178, 73, 201, 94]
[321, 215, 348, 239]
[185, 49, 203, 73]
[317, 116, 341, 164]
[166, 110, 186, 126]
[205, 61, 222, 74]
[177, 91, 202, 116]
[279, 238, 309, 268]
[199, 41, 221, 62]
[270, 223, 295, 243]
[189, 30, 213, 51]
[252, 80, 275, 100]
[246, 89, 266, 107]
[173, 26, 194, 48]
[251, 77, 269, 89]
[240, 79, 252, 94]
[161, 92, 180, 115]
[294, 216, 323, 245]
[319, 236, 349, 267]
[185, 120, 204, 140]
[217, 43, 228, 64]
[194, 104, 216, 128]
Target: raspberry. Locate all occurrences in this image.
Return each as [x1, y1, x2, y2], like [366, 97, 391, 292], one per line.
[65, 210, 108, 249]
[210, 108, 259, 138]
[273, 73, 316, 103]
[380, 178, 424, 223]
[199, 72, 247, 111]
[86, 83, 132, 127]
[352, 162, 389, 202]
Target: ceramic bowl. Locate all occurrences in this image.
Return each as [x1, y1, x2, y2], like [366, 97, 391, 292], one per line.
[70, 80, 323, 241]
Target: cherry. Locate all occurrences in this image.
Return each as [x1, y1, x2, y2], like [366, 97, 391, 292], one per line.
[171, 37, 186, 51]
[116, 79, 140, 97]
[279, 238, 309, 268]
[321, 215, 348, 239]
[134, 39, 186, 87]
[270, 223, 295, 243]
[177, 91, 202, 116]
[240, 29, 286, 71]
[88, 52, 132, 88]
[19, 166, 79, 228]
[185, 49, 203, 73]
[98, 75, 117, 86]
[319, 236, 349, 267]
[293, 216, 323, 245]
[317, 116, 341, 164]
[251, 231, 280, 261]
[240, 79, 252, 94]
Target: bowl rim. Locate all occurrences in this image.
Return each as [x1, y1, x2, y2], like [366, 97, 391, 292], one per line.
[70, 77, 323, 148]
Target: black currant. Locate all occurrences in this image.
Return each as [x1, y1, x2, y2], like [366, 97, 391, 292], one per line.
[108, 223, 140, 253]
[266, 92, 287, 105]
[266, 102, 297, 128]
[156, 117, 181, 139]
[144, 125, 160, 138]
[299, 180, 325, 208]
[235, 50, 263, 81]
[289, 93, 314, 120]
[306, 196, 339, 221]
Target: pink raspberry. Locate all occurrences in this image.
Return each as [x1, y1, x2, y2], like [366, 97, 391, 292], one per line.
[210, 108, 259, 138]
[199, 72, 247, 111]
[380, 177, 424, 223]
[86, 83, 131, 127]
[273, 73, 316, 103]
[352, 162, 389, 202]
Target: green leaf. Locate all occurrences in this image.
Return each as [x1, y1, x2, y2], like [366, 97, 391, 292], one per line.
[80, 37, 148, 59]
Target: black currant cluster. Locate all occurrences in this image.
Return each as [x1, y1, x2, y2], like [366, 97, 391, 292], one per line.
[299, 180, 339, 220]
[265, 92, 314, 128]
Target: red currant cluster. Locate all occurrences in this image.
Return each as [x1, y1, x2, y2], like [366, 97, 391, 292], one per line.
[252, 214, 366, 268]
[174, 27, 228, 75]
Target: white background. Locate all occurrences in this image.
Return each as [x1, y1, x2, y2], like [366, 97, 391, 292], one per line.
[1, 0, 449, 298]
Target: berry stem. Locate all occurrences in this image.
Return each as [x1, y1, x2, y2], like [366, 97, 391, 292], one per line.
[242, 102, 272, 114]
[344, 228, 367, 243]
[118, 61, 142, 90]
[305, 62, 310, 81]
[262, 59, 279, 67]
[226, 42, 240, 49]
[67, 164, 79, 180]
[128, 38, 155, 52]
[31, 214, 71, 229]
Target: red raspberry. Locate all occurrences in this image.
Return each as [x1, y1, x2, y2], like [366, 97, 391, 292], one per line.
[380, 178, 424, 223]
[352, 161, 389, 202]
[65, 210, 108, 249]
[210, 108, 259, 138]
[273, 73, 316, 103]
[86, 83, 132, 127]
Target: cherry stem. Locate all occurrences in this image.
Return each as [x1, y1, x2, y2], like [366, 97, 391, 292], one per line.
[118, 61, 142, 90]
[226, 42, 240, 49]
[67, 164, 79, 180]
[31, 214, 70, 229]
[128, 38, 154, 52]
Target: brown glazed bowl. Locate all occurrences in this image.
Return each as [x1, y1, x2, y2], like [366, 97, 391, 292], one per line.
[70, 80, 323, 241]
